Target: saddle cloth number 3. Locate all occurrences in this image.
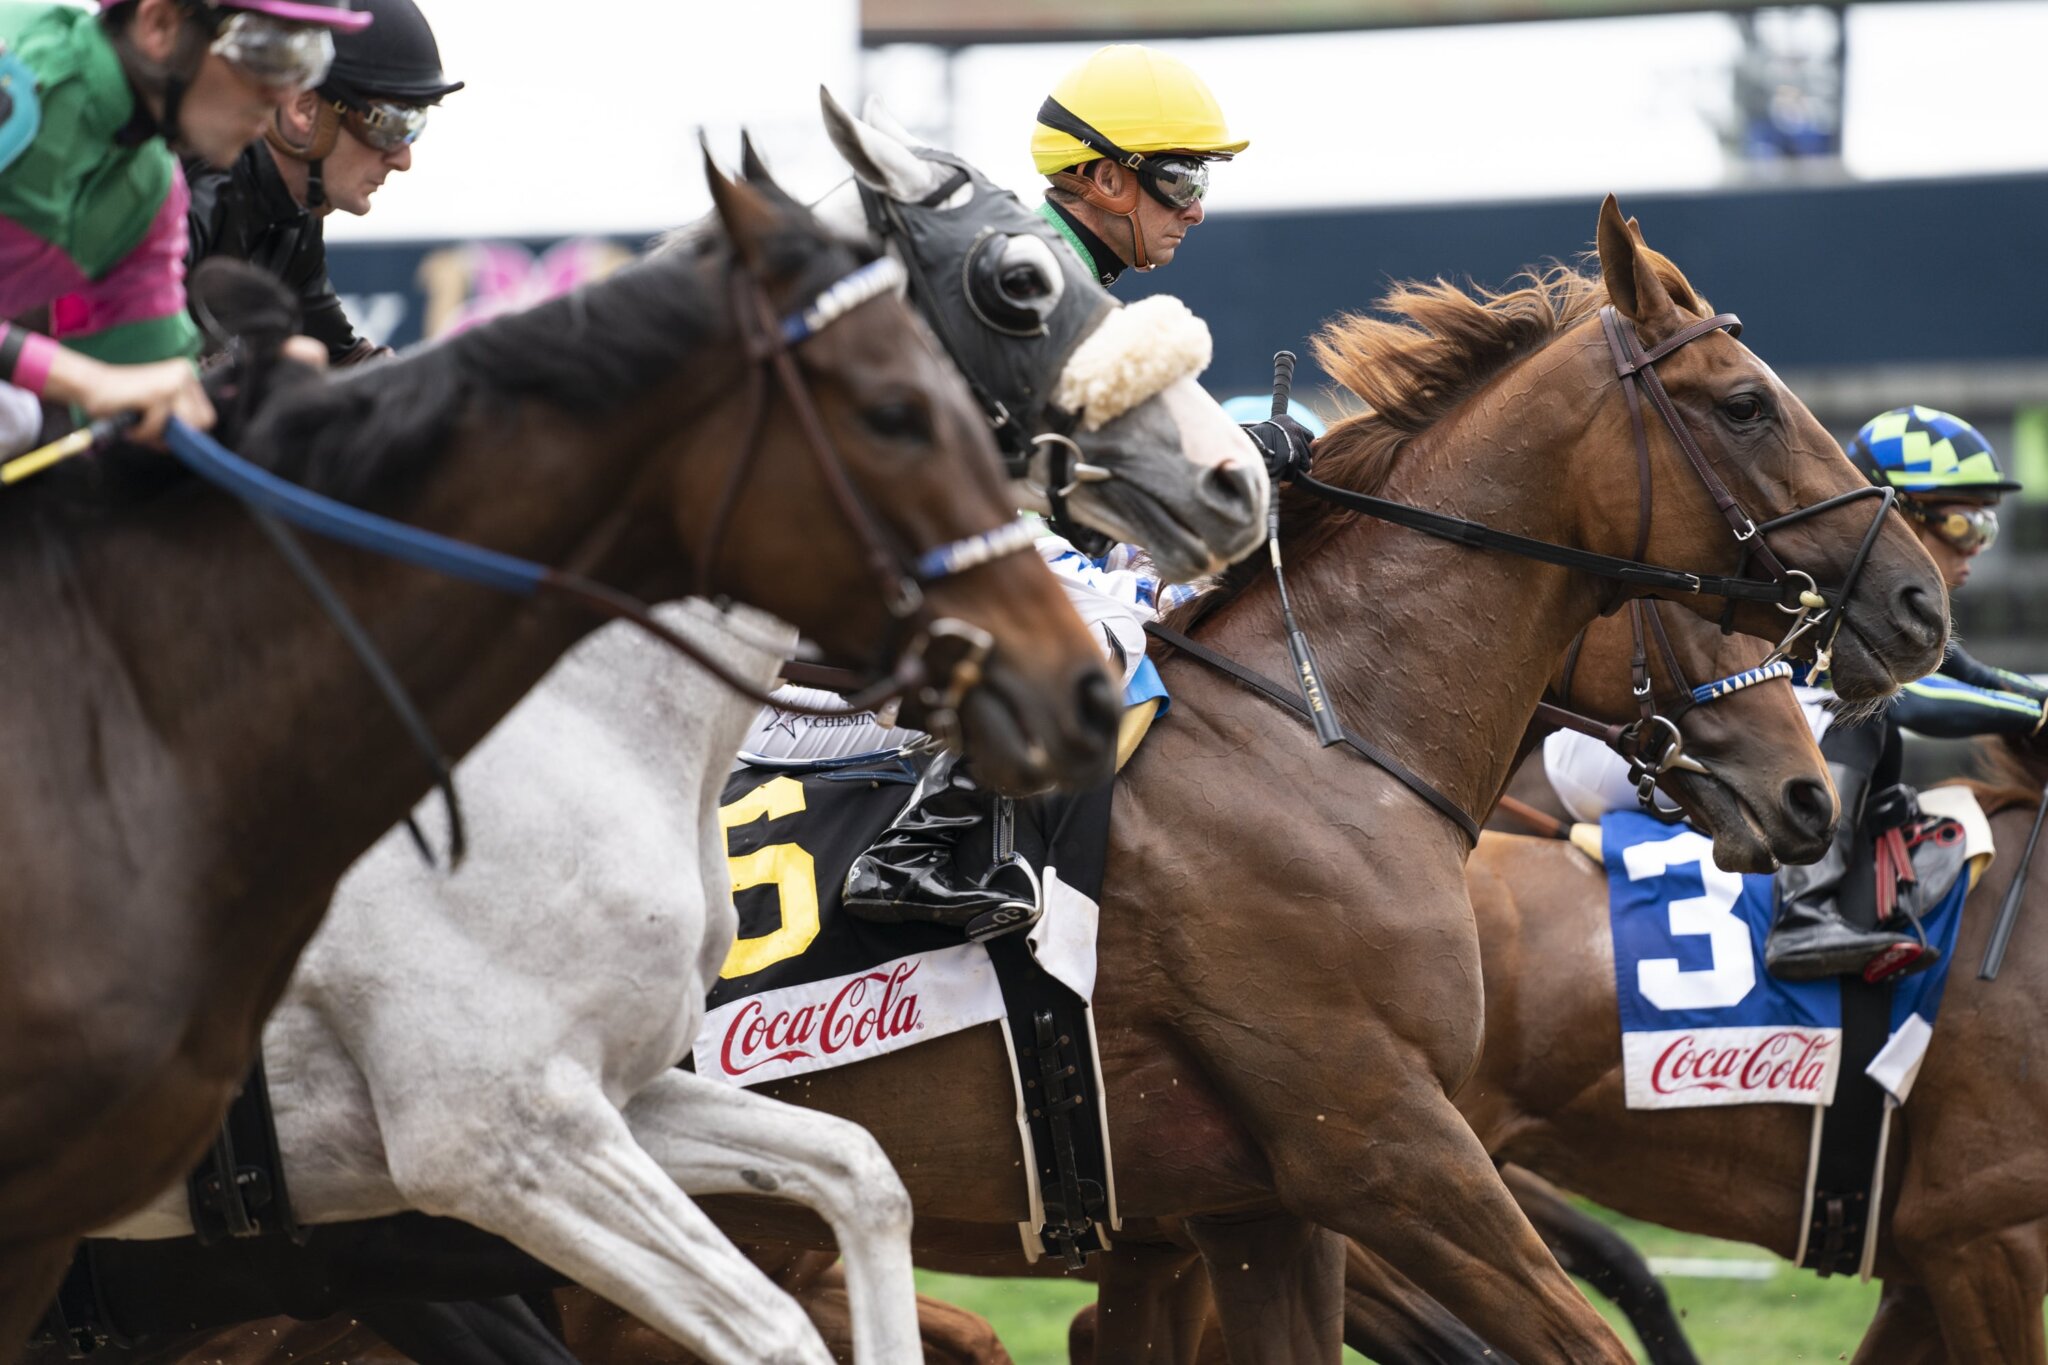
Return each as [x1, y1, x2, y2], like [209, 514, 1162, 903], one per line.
[718, 775, 821, 979]
[1624, 830, 1756, 1012]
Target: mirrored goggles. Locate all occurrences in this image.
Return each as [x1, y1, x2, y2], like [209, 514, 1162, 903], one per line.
[1908, 501, 1999, 553]
[1140, 155, 1210, 210]
[339, 99, 429, 152]
[211, 12, 334, 93]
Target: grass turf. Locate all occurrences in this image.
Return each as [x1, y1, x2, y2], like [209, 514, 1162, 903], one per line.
[912, 1205, 1895, 1363]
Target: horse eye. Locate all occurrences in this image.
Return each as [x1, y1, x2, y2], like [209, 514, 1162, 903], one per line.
[862, 399, 932, 444]
[999, 262, 1051, 302]
[1723, 394, 1766, 423]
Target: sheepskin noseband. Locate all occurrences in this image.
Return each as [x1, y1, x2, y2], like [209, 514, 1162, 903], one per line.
[1052, 296, 1213, 432]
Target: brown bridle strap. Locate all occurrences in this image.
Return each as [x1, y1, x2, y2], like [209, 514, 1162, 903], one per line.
[1599, 307, 1795, 584]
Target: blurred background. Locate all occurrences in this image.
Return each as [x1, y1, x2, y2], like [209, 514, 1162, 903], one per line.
[319, 0, 2048, 677]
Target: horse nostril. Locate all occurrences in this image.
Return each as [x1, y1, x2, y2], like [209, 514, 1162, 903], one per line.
[1077, 669, 1119, 739]
[1895, 581, 1949, 648]
[1784, 775, 1837, 839]
[1201, 460, 1260, 520]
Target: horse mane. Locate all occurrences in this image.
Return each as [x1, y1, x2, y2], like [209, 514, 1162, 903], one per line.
[236, 209, 857, 509]
[1950, 733, 2048, 816]
[1164, 248, 1706, 631]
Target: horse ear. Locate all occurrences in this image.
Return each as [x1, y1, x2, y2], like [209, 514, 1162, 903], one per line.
[859, 95, 922, 150]
[820, 85, 942, 202]
[703, 135, 784, 272]
[1596, 194, 1675, 325]
[738, 132, 775, 188]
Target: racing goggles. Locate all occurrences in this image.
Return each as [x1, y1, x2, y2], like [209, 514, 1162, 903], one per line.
[1037, 97, 1216, 211]
[338, 98, 429, 152]
[1906, 500, 1999, 553]
[1140, 155, 1210, 210]
[211, 12, 334, 93]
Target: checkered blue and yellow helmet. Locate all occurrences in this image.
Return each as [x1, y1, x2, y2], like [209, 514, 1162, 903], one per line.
[1847, 406, 2020, 498]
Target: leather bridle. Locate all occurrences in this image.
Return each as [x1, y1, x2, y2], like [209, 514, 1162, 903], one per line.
[1543, 598, 1794, 819]
[165, 246, 1042, 860]
[1159, 302, 1898, 846]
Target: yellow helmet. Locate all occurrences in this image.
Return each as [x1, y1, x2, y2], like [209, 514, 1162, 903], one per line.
[1031, 45, 1248, 177]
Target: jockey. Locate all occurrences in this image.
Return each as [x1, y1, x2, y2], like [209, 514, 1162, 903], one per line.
[1542, 406, 2047, 982]
[186, 0, 459, 364]
[745, 46, 1314, 939]
[1766, 406, 2046, 982]
[0, 0, 362, 452]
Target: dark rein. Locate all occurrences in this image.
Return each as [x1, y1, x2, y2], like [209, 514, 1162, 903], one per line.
[166, 247, 1038, 862]
[1156, 306, 1891, 847]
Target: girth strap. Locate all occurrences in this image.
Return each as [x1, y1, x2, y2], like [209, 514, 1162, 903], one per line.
[1145, 621, 1481, 845]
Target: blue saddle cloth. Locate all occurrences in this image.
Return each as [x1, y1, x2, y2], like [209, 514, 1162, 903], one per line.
[1601, 810, 1964, 1109]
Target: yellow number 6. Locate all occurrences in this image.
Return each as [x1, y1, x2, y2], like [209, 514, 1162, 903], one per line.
[717, 776, 821, 979]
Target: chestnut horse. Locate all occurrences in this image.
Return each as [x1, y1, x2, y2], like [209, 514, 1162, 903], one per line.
[680, 198, 1943, 1364]
[0, 154, 1121, 1347]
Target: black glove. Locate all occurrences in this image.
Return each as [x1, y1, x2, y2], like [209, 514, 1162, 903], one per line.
[1241, 413, 1316, 485]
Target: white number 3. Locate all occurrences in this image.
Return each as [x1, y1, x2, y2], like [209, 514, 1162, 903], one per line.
[1623, 830, 1757, 1011]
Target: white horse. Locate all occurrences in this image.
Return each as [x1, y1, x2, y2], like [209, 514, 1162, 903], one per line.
[90, 104, 1262, 1365]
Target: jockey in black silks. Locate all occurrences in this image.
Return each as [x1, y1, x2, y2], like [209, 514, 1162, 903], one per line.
[741, 44, 1316, 941]
[186, 0, 460, 365]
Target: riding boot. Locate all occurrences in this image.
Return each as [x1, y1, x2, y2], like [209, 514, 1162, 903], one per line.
[1765, 759, 1915, 982]
[842, 751, 1040, 940]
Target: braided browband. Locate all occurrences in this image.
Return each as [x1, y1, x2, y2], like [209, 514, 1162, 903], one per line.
[1689, 660, 1795, 706]
[779, 256, 908, 346]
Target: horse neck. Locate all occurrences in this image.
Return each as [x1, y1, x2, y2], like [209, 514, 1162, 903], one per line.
[28, 382, 712, 923]
[1200, 341, 1615, 827]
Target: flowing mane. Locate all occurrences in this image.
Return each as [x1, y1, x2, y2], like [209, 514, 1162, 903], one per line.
[1166, 250, 1706, 627]
[1953, 733, 2048, 816]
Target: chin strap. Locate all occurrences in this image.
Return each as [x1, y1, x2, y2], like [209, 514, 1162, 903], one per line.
[1048, 169, 1156, 271]
[264, 101, 341, 209]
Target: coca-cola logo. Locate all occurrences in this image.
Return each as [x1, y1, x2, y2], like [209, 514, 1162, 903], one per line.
[718, 960, 925, 1077]
[1649, 1029, 1834, 1096]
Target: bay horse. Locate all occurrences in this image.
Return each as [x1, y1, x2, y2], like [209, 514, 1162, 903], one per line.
[0, 152, 1124, 1353]
[1405, 734, 2048, 1364]
[59, 198, 1947, 1365]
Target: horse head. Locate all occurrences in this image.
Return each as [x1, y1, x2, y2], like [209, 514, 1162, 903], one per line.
[1590, 197, 1947, 700]
[818, 90, 1267, 582]
[1553, 600, 1833, 872]
[673, 151, 1121, 794]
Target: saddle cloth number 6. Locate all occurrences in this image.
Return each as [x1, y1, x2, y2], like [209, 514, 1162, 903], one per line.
[1624, 829, 1757, 1012]
[718, 775, 822, 979]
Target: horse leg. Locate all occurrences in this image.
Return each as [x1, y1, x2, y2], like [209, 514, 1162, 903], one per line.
[1502, 1165, 1699, 1365]
[1338, 1238, 1500, 1365]
[0, 1235, 78, 1357]
[621, 1068, 921, 1365]
[377, 1082, 838, 1365]
[1257, 1071, 1632, 1363]
[1911, 1223, 2048, 1364]
[1850, 1280, 1950, 1365]
[1086, 1237, 1212, 1365]
[1182, 1213, 1343, 1365]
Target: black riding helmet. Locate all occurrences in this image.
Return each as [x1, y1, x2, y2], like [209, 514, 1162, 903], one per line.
[323, 0, 461, 105]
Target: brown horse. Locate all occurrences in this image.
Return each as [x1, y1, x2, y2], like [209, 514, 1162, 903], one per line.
[39, 197, 1946, 1365]
[0, 156, 1120, 1345]
[674, 197, 1945, 1365]
[1416, 736, 2048, 1364]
